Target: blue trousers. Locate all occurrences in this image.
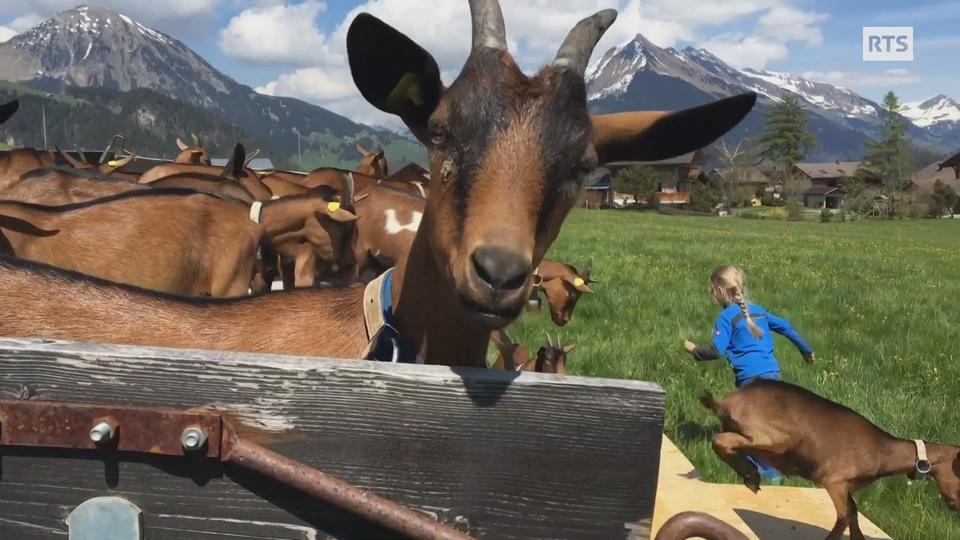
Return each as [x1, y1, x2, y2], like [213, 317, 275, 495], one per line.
[737, 371, 782, 480]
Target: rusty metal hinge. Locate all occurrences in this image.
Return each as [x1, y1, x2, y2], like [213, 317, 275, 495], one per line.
[0, 399, 472, 540]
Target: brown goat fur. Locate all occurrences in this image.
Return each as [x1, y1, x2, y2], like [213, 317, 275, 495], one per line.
[0, 148, 56, 191]
[702, 380, 960, 540]
[2, 167, 147, 205]
[536, 259, 594, 326]
[355, 142, 389, 179]
[0, 190, 264, 296]
[175, 137, 211, 165]
[148, 173, 256, 204]
[490, 330, 573, 374]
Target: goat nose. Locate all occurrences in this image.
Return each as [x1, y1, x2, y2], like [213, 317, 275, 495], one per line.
[471, 247, 531, 292]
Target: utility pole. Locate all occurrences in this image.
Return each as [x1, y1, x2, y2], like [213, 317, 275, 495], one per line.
[41, 105, 47, 149]
[296, 128, 302, 169]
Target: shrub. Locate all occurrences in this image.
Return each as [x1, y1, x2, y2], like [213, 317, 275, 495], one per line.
[688, 182, 722, 214]
[837, 207, 848, 222]
[739, 211, 763, 220]
[819, 208, 832, 223]
[787, 200, 805, 221]
[769, 207, 788, 221]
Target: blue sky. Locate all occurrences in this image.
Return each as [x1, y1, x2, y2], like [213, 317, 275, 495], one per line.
[0, 1, 957, 124]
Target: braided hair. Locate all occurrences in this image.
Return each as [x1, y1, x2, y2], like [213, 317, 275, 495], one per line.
[711, 266, 763, 340]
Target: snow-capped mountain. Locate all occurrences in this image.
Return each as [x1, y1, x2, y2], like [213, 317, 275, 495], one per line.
[902, 95, 960, 138]
[587, 34, 951, 159]
[0, 5, 423, 166]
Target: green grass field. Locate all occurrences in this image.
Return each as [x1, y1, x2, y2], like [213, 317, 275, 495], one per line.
[507, 210, 960, 540]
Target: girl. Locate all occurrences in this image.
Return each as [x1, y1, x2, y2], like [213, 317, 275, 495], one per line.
[683, 265, 815, 483]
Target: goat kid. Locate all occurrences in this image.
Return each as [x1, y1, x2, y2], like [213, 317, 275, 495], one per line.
[175, 135, 211, 165]
[491, 330, 574, 374]
[702, 379, 960, 540]
[533, 258, 595, 326]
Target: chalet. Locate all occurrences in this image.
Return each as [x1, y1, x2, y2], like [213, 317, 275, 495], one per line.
[909, 150, 960, 193]
[605, 150, 704, 206]
[391, 162, 430, 182]
[792, 161, 879, 209]
[581, 167, 613, 208]
[702, 167, 774, 198]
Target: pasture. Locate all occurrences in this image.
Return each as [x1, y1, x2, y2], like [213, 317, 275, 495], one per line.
[508, 210, 960, 540]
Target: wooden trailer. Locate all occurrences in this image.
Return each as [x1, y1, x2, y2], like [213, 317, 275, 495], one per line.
[0, 338, 684, 540]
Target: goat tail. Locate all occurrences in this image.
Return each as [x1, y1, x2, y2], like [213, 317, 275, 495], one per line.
[699, 391, 720, 414]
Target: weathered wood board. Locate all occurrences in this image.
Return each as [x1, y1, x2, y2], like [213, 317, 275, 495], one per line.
[0, 339, 665, 539]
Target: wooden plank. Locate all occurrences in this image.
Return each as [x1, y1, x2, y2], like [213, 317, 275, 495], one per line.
[0, 339, 665, 539]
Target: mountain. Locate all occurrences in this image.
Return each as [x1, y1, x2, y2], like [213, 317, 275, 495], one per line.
[587, 34, 951, 161]
[0, 5, 425, 168]
[902, 95, 960, 139]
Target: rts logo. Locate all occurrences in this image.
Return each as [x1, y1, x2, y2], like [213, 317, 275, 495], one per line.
[863, 27, 914, 61]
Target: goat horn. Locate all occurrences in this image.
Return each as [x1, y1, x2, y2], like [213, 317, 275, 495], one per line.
[552, 9, 618, 76]
[582, 257, 593, 280]
[341, 172, 356, 210]
[544, 331, 554, 348]
[469, 0, 507, 51]
[244, 148, 261, 167]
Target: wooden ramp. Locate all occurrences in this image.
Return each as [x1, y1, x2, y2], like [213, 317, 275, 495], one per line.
[652, 437, 891, 540]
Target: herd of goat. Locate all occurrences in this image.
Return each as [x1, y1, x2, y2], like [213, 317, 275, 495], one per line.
[0, 1, 958, 538]
[0, 100, 587, 372]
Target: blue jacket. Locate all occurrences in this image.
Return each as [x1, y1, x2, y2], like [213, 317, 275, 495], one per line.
[693, 302, 813, 386]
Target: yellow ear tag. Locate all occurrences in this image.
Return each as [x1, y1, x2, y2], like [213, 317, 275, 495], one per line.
[386, 72, 424, 108]
[573, 277, 585, 288]
[327, 201, 341, 213]
[107, 160, 118, 167]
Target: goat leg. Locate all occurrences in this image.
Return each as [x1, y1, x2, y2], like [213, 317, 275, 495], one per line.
[823, 483, 852, 540]
[712, 432, 761, 493]
[846, 493, 865, 540]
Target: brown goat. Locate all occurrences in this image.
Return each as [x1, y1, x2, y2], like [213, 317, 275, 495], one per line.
[175, 135, 211, 165]
[148, 172, 256, 204]
[0, 148, 56, 192]
[0, 190, 265, 296]
[0, 2, 754, 365]
[140, 143, 273, 201]
[702, 380, 960, 540]
[534, 258, 595, 326]
[355, 142, 388, 179]
[55, 147, 138, 179]
[2, 167, 147, 205]
[491, 330, 573, 374]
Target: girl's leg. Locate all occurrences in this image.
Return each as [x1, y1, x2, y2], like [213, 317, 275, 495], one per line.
[739, 371, 784, 483]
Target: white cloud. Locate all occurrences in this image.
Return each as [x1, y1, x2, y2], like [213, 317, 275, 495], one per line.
[220, 1, 335, 66]
[0, 13, 44, 42]
[253, 0, 828, 124]
[801, 69, 923, 88]
[256, 67, 354, 102]
[25, 0, 219, 21]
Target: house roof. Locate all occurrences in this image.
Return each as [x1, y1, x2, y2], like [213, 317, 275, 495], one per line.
[392, 162, 430, 181]
[804, 185, 845, 196]
[605, 151, 702, 168]
[911, 161, 960, 193]
[211, 157, 275, 170]
[795, 162, 871, 180]
[708, 167, 770, 184]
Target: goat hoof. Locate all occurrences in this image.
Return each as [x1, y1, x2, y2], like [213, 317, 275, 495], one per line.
[745, 479, 761, 493]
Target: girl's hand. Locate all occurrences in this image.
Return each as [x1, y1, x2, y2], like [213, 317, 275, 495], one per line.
[804, 352, 816, 365]
[683, 340, 697, 354]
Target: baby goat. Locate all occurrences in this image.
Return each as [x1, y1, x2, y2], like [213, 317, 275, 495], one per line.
[491, 331, 575, 374]
[702, 379, 960, 540]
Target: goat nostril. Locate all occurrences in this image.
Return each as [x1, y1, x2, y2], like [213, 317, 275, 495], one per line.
[471, 247, 530, 292]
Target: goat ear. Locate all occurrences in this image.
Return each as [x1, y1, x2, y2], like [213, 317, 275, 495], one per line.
[591, 92, 757, 163]
[565, 274, 593, 293]
[0, 99, 18, 125]
[562, 344, 577, 354]
[222, 143, 245, 179]
[176, 137, 189, 151]
[347, 13, 443, 145]
[55, 146, 84, 169]
[103, 153, 135, 172]
[323, 205, 359, 223]
[355, 142, 371, 157]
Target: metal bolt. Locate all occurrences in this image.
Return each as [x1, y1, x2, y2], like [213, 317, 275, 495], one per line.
[180, 426, 207, 451]
[89, 420, 115, 444]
